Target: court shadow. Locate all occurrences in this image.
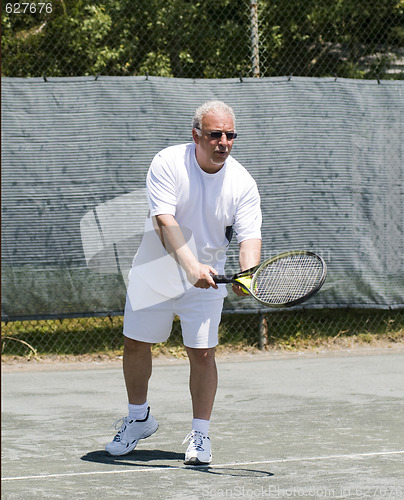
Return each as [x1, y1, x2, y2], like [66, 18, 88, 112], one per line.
[185, 466, 274, 478]
[81, 451, 274, 477]
[81, 449, 184, 467]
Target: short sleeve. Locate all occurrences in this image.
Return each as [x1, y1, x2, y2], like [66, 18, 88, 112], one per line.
[233, 182, 262, 243]
[146, 152, 177, 216]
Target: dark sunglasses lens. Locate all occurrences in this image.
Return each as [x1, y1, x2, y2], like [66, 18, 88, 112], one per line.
[209, 132, 237, 140]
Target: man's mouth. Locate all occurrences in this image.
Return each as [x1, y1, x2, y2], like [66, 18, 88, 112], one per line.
[211, 150, 228, 166]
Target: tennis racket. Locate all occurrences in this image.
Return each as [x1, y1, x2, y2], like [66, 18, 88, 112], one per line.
[213, 250, 327, 307]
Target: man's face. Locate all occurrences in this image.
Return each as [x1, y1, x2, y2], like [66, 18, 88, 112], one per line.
[193, 111, 236, 173]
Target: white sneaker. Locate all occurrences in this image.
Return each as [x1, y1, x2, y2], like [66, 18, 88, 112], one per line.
[105, 407, 158, 456]
[183, 430, 212, 465]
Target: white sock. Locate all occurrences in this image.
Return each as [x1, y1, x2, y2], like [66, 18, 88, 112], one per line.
[128, 401, 148, 421]
[192, 418, 210, 436]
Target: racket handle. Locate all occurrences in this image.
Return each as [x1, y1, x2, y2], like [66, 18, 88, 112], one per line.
[212, 274, 234, 284]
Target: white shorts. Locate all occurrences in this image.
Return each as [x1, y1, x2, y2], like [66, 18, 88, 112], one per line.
[123, 277, 224, 349]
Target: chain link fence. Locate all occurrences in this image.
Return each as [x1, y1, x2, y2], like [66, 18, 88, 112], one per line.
[2, 0, 404, 79]
[2, 309, 404, 358]
[2, 0, 404, 358]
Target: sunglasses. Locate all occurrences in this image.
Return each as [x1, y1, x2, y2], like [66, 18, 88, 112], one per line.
[196, 128, 237, 140]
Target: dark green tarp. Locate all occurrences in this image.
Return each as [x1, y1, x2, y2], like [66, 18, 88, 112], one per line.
[2, 76, 403, 318]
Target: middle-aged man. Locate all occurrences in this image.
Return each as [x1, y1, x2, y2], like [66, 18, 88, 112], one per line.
[106, 100, 262, 465]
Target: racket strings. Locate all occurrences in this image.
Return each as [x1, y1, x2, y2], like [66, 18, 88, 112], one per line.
[253, 255, 324, 304]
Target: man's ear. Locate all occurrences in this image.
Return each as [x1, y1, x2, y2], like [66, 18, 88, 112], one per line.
[192, 128, 200, 144]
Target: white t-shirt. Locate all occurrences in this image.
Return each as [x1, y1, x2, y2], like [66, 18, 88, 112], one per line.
[132, 142, 262, 298]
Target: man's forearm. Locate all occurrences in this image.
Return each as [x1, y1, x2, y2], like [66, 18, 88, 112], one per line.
[152, 214, 218, 288]
[152, 214, 199, 272]
[239, 238, 261, 271]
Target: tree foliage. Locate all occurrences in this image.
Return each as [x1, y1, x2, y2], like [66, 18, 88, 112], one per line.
[2, 0, 403, 78]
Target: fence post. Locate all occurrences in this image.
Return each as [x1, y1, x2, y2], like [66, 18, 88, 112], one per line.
[259, 311, 268, 349]
[250, 0, 260, 77]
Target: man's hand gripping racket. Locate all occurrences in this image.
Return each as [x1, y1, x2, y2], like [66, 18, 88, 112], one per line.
[213, 250, 327, 307]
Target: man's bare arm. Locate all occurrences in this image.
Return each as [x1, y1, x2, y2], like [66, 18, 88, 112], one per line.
[232, 238, 261, 296]
[152, 214, 218, 289]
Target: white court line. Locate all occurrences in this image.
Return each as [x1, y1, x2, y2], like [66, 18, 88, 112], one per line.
[2, 450, 404, 482]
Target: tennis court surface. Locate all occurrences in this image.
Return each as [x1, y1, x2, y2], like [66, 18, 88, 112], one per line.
[2, 350, 404, 499]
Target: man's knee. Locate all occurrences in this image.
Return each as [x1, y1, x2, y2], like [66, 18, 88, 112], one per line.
[124, 337, 152, 355]
[187, 347, 216, 366]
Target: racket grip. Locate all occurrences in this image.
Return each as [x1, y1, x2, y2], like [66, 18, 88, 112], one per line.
[212, 274, 233, 284]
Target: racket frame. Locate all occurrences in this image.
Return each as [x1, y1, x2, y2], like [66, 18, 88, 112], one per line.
[214, 250, 327, 307]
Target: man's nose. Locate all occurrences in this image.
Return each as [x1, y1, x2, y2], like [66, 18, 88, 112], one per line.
[218, 132, 229, 145]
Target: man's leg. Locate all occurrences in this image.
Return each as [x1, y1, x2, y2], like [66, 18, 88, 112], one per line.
[105, 337, 158, 456]
[183, 346, 217, 465]
[185, 346, 217, 420]
[123, 337, 152, 405]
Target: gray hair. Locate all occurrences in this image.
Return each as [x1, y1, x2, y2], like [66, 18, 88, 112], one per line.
[192, 100, 236, 130]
